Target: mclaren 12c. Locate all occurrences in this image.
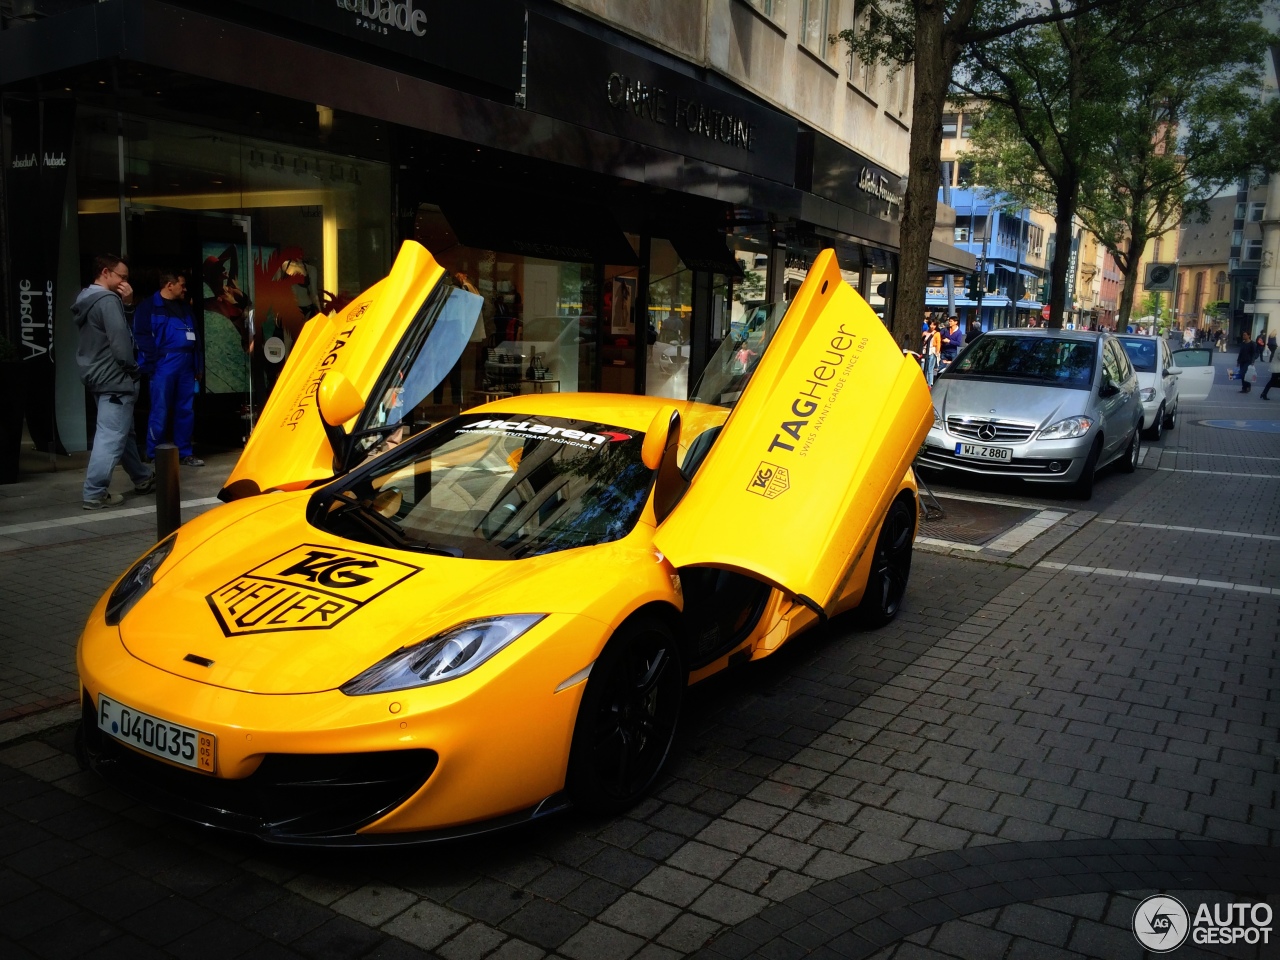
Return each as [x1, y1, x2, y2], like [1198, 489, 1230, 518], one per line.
[76, 241, 932, 844]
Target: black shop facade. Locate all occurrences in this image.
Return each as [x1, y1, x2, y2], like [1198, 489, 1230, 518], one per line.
[0, 0, 928, 467]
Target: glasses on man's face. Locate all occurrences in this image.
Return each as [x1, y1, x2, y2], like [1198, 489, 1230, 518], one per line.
[111, 268, 129, 281]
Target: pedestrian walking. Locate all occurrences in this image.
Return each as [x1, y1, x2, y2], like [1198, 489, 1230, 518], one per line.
[923, 319, 941, 386]
[941, 315, 964, 365]
[1267, 332, 1277, 362]
[1237, 334, 1257, 393]
[1260, 365, 1280, 400]
[137, 270, 205, 466]
[75, 255, 155, 509]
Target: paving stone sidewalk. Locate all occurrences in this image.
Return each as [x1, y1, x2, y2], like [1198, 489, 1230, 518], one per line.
[1, 375, 1277, 959]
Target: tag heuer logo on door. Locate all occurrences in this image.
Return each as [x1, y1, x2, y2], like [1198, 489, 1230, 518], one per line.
[747, 462, 790, 499]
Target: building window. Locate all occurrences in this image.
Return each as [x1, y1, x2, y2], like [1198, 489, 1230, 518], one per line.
[800, 0, 830, 53]
[1232, 229, 1243, 246]
[1249, 202, 1265, 222]
[957, 160, 974, 186]
[955, 226, 970, 242]
[846, 2, 876, 91]
[960, 112, 976, 138]
[941, 114, 958, 138]
[1235, 202, 1246, 221]
[1243, 240, 1262, 261]
[744, 0, 779, 19]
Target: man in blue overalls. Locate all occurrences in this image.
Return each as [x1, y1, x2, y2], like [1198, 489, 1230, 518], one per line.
[139, 270, 205, 466]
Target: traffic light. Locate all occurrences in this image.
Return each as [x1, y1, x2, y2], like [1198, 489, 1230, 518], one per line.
[966, 272, 983, 300]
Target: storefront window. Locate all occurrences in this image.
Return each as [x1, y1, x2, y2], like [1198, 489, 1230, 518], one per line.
[413, 205, 599, 417]
[646, 239, 693, 400]
[74, 108, 390, 417]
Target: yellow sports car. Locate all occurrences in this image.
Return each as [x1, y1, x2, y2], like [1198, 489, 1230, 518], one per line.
[76, 241, 932, 844]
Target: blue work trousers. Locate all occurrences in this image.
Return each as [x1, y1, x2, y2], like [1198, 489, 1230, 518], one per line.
[148, 354, 197, 457]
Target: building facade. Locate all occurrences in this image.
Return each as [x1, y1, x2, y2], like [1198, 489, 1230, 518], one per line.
[1, 0, 972, 459]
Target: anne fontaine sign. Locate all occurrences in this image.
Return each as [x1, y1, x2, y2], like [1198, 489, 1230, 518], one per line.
[605, 72, 757, 153]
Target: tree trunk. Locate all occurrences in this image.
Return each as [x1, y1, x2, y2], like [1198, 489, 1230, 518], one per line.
[890, 1, 953, 349]
[1047, 174, 1079, 329]
[1115, 233, 1145, 327]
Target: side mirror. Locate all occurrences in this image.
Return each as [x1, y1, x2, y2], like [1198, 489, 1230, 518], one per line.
[642, 404, 678, 470]
[642, 405, 689, 525]
[1098, 380, 1119, 399]
[318, 371, 365, 427]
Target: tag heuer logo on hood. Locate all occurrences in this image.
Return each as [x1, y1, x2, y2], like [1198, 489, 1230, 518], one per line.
[207, 544, 421, 635]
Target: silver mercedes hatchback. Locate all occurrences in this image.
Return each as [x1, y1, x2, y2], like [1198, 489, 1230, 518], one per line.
[916, 329, 1143, 499]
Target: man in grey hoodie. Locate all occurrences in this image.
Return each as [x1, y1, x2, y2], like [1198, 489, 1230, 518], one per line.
[75, 255, 155, 509]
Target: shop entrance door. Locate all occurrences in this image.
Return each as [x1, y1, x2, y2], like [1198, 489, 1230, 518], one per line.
[125, 206, 256, 448]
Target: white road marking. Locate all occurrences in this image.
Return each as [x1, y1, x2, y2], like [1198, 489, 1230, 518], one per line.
[1038, 561, 1280, 596]
[0, 498, 222, 537]
[1095, 519, 1280, 542]
[1156, 467, 1278, 479]
[1162, 452, 1280, 461]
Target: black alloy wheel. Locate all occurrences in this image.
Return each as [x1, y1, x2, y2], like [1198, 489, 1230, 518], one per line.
[1145, 404, 1164, 441]
[1120, 427, 1140, 473]
[855, 494, 916, 629]
[567, 615, 684, 814]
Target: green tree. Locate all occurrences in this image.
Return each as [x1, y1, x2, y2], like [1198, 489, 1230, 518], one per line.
[832, 0, 1110, 347]
[958, 0, 1276, 327]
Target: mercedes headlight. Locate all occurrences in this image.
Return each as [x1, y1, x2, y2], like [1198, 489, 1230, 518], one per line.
[341, 615, 546, 695]
[105, 535, 176, 626]
[1139, 387, 1156, 402]
[1037, 416, 1094, 441]
[932, 406, 944, 428]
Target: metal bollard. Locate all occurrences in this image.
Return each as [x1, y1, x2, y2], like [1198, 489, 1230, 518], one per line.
[154, 443, 181, 541]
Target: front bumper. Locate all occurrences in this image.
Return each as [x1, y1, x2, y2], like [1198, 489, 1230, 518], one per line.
[76, 607, 593, 844]
[917, 427, 1093, 483]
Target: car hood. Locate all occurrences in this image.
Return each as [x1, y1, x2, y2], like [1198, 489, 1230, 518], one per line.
[118, 494, 644, 695]
[934, 377, 1091, 429]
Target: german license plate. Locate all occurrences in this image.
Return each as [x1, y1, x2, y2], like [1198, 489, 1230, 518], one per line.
[955, 442, 1012, 462]
[97, 695, 215, 773]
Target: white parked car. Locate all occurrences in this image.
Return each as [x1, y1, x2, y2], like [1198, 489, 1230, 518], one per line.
[1115, 336, 1214, 441]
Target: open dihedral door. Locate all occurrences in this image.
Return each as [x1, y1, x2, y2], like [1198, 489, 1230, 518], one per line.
[653, 249, 933, 616]
[219, 241, 447, 499]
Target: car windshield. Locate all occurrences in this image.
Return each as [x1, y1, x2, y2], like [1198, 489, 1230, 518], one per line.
[944, 335, 1096, 388]
[690, 301, 790, 407]
[1118, 338, 1158, 373]
[315, 413, 653, 560]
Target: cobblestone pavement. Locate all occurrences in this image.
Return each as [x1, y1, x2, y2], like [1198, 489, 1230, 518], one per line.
[1, 364, 1277, 959]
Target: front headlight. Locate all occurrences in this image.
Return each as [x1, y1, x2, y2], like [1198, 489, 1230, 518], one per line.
[1036, 416, 1094, 441]
[341, 614, 546, 695]
[932, 406, 943, 428]
[1139, 387, 1156, 402]
[105, 535, 176, 626]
